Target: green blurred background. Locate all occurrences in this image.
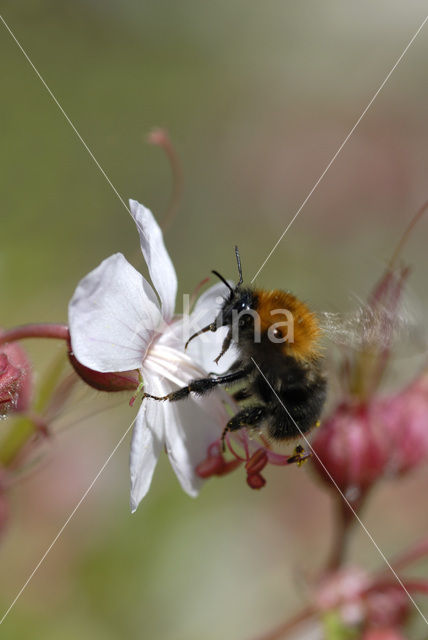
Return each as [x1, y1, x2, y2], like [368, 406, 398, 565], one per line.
[1, 2, 428, 638]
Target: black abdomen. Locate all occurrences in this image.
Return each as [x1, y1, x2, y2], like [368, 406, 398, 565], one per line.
[253, 361, 327, 441]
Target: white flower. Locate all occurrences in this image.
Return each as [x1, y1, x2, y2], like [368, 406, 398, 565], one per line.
[69, 199, 235, 511]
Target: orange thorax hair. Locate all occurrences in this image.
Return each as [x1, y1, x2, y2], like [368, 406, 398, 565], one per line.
[254, 289, 321, 361]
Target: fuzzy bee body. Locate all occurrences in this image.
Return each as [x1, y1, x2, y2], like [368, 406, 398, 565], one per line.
[143, 248, 327, 446]
[212, 285, 327, 442]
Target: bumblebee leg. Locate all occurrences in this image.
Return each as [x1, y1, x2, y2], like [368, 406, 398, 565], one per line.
[221, 405, 268, 450]
[214, 329, 233, 365]
[143, 367, 251, 403]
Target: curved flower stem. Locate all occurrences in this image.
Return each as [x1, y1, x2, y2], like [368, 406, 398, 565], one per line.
[366, 578, 428, 596]
[326, 495, 365, 572]
[388, 200, 428, 270]
[384, 538, 428, 574]
[250, 607, 315, 640]
[147, 128, 183, 231]
[0, 323, 69, 347]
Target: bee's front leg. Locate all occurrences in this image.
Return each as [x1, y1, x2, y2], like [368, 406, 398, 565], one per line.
[143, 367, 251, 403]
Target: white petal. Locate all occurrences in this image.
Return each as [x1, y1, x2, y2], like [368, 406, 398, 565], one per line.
[192, 280, 234, 321]
[186, 282, 238, 374]
[164, 394, 224, 497]
[129, 199, 177, 322]
[69, 253, 161, 372]
[129, 375, 165, 511]
[145, 342, 206, 387]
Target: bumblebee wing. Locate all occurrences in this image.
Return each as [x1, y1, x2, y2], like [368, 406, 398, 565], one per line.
[318, 301, 424, 355]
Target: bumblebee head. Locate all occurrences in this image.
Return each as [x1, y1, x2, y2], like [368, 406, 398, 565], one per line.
[185, 246, 248, 349]
[185, 247, 321, 363]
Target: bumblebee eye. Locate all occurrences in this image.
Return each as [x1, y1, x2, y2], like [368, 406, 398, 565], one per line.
[234, 300, 247, 312]
[273, 328, 283, 340]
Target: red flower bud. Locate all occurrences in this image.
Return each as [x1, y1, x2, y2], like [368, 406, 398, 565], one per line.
[365, 585, 410, 628]
[316, 567, 369, 616]
[374, 372, 428, 475]
[69, 353, 139, 392]
[313, 369, 428, 495]
[0, 336, 32, 415]
[312, 403, 387, 496]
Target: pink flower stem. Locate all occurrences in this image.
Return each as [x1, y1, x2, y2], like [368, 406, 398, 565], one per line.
[0, 324, 69, 347]
[249, 606, 315, 640]
[388, 200, 428, 270]
[365, 578, 428, 596]
[326, 494, 366, 572]
[383, 538, 428, 574]
[147, 128, 183, 231]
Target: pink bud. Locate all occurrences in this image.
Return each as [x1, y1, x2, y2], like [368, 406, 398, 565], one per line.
[374, 372, 428, 475]
[0, 336, 32, 415]
[147, 127, 170, 147]
[365, 585, 409, 628]
[69, 353, 139, 392]
[316, 567, 369, 613]
[312, 403, 387, 496]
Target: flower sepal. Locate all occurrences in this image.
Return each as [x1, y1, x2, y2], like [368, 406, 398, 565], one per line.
[69, 352, 139, 392]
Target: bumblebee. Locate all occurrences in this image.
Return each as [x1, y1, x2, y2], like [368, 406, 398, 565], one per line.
[143, 247, 327, 445]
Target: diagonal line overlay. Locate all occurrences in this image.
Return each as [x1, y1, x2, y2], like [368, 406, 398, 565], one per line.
[2, 4, 428, 628]
[0, 13, 131, 217]
[0, 414, 138, 626]
[251, 357, 428, 626]
[251, 14, 428, 283]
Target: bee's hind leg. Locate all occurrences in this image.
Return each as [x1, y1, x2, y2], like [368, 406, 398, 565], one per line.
[221, 405, 268, 451]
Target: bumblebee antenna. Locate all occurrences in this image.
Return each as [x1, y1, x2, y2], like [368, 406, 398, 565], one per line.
[235, 245, 243, 286]
[212, 270, 234, 294]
